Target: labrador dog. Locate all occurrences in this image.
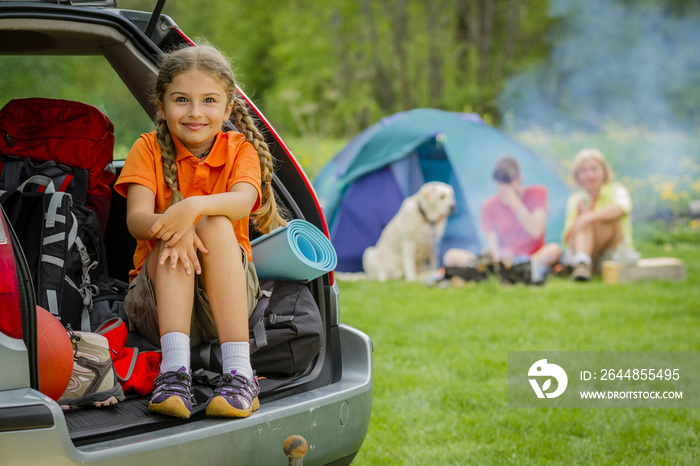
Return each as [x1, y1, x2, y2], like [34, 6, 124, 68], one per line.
[362, 181, 455, 281]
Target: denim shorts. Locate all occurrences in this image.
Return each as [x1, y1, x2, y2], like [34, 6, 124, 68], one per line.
[124, 245, 261, 348]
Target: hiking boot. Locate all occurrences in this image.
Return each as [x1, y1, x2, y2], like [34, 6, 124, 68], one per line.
[149, 367, 194, 418]
[552, 263, 573, 277]
[500, 260, 531, 285]
[572, 262, 591, 282]
[205, 371, 260, 418]
[444, 265, 487, 283]
[58, 330, 125, 409]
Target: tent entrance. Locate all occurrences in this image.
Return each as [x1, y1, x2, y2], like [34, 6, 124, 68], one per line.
[314, 108, 570, 274]
[331, 137, 482, 272]
[415, 138, 482, 261]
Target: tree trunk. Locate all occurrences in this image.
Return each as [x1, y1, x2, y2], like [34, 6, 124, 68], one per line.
[495, 0, 519, 91]
[332, 10, 352, 96]
[383, 0, 411, 109]
[454, 0, 471, 77]
[505, 0, 518, 74]
[363, 0, 395, 111]
[425, 0, 444, 105]
[477, 0, 494, 101]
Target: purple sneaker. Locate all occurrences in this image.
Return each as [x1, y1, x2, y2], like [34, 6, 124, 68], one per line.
[205, 371, 260, 418]
[148, 367, 194, 419]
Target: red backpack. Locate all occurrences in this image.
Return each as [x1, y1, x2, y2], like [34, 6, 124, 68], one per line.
[0, 97, 115, 232]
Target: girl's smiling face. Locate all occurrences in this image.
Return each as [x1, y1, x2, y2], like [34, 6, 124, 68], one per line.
[159, 68, 233, 156]
[575, 157, 607, 194]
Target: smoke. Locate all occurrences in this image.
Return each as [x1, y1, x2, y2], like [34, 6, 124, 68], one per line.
[497, 0, 700, 207]
[499, 0, 700, 133]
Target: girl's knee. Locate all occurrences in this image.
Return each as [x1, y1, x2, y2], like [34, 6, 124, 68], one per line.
[196, 215, 235, 242]
[549, 242, 563, 259]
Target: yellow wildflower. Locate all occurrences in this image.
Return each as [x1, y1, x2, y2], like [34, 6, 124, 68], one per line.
[692, 178, 700, 193]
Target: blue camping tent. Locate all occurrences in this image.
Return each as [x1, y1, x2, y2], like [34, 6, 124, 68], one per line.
[314, 108, 570, 272]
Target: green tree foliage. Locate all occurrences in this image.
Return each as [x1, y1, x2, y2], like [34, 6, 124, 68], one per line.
[1, 0, 551, 140]
[5, 0, 700, 141]
[125, 0, 552, 138]
[256, 0, 553, 137]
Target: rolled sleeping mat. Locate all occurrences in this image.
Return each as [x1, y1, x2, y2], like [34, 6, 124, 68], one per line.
[251, 219, 337, 281]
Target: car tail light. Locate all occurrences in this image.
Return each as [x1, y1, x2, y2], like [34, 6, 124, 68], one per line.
[0, 214, 22, 339]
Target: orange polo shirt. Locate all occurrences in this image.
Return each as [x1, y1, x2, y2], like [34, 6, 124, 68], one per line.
[114, 129, 262, 282]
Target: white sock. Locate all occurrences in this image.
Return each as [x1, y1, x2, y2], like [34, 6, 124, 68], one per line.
[572, 252, 592, 266]
[160, 332, 190, 373]
[221, 341, 253, 380]
[530, 261, 549, 282]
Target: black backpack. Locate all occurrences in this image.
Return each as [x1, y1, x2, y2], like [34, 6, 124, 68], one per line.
[248, 279, 324, 376]
[0, 176, 107, 331]
[191, 279, 324, 393]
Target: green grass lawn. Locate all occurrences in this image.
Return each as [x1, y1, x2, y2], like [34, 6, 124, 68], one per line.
[339, 239, 700, 465]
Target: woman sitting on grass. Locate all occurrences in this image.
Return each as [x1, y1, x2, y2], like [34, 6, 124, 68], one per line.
[563, 148, 633, 282]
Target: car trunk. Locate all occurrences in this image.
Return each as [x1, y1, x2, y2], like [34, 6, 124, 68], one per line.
[0, 5, 337, 447]
[0, 141, 330, 447]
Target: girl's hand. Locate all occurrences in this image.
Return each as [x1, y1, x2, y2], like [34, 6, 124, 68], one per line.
[567, 211, 594, 241]
[576, 199, 590, 215]
[149, 198, 200, 246]
[158, 225, 208, 275]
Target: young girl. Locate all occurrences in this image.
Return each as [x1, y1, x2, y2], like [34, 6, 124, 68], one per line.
[115, 45, 286, 419]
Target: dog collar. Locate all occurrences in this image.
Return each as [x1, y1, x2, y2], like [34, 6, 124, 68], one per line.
[418, 201, 438, 225]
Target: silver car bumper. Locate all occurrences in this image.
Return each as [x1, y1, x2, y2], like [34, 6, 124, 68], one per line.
[0, 324, 373, 466]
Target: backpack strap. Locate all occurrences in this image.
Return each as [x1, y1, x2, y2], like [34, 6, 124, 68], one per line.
[18, 174, 56, 194]
[74, 232, 99, 332]
[95, 318, 139, 383]
[57, 174, 75, 192]
[39, 192, 98, 329]
[114, 347, 139, 383]
[250, 286, 273, 349]
[0, 156, 89, 205]
[39, 190, 69, 318]
[45, 290, 60, 318]
[252, 320, 267, 348]
[45, 190, 68, 228]
[264, 313, 295, 326]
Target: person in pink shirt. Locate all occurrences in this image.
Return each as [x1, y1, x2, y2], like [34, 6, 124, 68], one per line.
[480, 155, 561, 283]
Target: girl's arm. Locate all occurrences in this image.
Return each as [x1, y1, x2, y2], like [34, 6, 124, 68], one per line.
[562, 194, 580, 243]
[566, 204, 624, 242]
[566, 183, 630, 241]
[125, 183, 163, 240]
[578, 203, 624, 225]
[191, 182, 258, 222]
[149, 182, 258, 246]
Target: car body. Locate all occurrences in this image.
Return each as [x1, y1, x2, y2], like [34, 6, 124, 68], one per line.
[0, 2, 373, 465]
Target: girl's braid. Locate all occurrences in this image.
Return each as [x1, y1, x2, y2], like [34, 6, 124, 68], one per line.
[155, 113, 184, 206]
[231, 96, 287, 234]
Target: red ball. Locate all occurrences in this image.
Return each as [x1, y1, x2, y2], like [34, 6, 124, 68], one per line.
[36, 306, 74, 401]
